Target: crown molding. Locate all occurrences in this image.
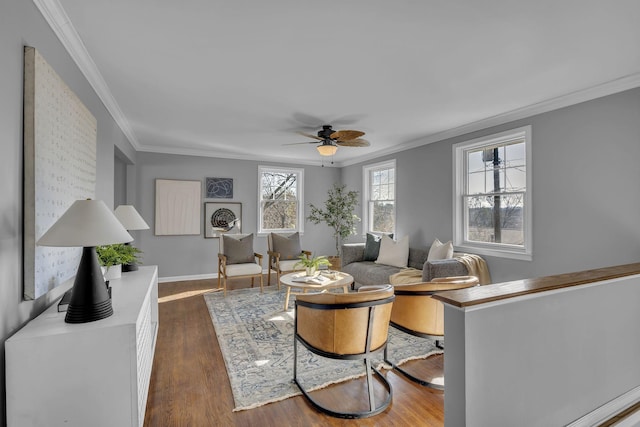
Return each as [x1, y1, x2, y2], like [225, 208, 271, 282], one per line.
[341, 72, 640, 167]
[33, 0, 141, 150]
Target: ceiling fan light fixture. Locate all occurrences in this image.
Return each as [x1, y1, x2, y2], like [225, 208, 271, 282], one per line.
[317, 144, 338, 156]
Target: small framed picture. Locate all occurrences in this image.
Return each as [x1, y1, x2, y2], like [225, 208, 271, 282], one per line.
[206, 177, 233, 199]
[204, 202, 242, 238]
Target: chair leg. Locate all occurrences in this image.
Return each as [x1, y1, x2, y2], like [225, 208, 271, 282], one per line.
[276, 270, 281, 290]
[258, 273, 264, 293]
[294, 337, 392, 419]
[384, 336, 444, 391]
[267, 266, 272, 286]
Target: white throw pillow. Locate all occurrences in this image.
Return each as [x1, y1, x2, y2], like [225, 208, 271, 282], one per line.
[375, 235, 409, 268]
[427, 238, 454, 261]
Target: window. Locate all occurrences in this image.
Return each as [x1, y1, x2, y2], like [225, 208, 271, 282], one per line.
[258, 166, 304, 234]
[363, 160, 396, 235]
[453, 126, 532, 260]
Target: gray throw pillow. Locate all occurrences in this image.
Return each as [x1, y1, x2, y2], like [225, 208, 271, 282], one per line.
[363, 233, 393, 261]
[271, 232, 302, 260]
[223, 234, 255, 264]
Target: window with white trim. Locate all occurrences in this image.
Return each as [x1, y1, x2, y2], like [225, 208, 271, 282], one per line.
[258, 166, 304, 234]
[363, 160, 396, 235]
[453, 126, 532, 260]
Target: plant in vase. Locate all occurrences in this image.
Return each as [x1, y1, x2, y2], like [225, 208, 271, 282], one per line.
[96, 243, 142, 280]
[293, 253, 331, 276]
[307, 183, 360, 266]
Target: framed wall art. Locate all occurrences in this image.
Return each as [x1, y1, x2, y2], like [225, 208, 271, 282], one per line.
[155, 179, 201, 235]
[23, 46, 97, 300]
[204, 202, 242, 238]
[206, 177, 233, 199]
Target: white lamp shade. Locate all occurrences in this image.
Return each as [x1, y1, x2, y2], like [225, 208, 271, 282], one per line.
[37, 199, 133, 247]
[317, 144, 338, 156]
[114, 205, 150, 230]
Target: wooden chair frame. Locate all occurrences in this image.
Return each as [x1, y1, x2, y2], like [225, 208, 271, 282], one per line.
[217, 252, 263, 297]
[266, 233, 311, 288]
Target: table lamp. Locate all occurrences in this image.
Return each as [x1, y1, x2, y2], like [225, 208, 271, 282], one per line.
[37, 199, 133, 323]
[114, 205, 149, 272]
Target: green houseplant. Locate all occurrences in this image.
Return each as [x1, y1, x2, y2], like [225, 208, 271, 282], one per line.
[307, 184, 360, 259]
[293, 253, 331, 276]
[96, 243, 142, 279]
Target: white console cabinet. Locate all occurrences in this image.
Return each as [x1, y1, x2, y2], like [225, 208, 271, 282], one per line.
[6, 266, 158, 427]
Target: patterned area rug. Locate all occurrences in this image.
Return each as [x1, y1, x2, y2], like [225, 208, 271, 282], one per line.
[203, 286, 442, 411]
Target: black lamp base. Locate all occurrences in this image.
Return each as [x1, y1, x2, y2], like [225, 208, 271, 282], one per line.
[122, 262, 139, 272]
[65, 246, 114, 324]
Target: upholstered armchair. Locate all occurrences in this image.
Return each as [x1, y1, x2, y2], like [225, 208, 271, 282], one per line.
[217, 233, 263, 296]
[385, 275, 479, 389]
[294, 285, 395, 419]
[267, 232, 311, 287]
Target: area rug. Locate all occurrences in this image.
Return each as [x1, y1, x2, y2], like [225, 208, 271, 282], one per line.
[203, 286, 442, 411]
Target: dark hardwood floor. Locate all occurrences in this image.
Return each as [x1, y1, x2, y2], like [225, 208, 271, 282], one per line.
[143, 276, 445, 426]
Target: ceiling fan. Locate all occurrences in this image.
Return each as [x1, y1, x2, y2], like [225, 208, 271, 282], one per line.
[286, 124, 370, 156]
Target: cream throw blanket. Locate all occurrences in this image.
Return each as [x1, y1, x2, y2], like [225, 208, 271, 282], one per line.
[389, 253, 491, 285]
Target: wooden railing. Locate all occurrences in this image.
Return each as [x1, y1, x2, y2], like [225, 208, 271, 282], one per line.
[433, 262, 640, 307]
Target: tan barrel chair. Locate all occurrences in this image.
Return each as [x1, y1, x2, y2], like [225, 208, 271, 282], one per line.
[294, 285, 395, 419]
[384, 275, 479, 390]
[217, 233, 263, 296]
[267, 232, 310, 287]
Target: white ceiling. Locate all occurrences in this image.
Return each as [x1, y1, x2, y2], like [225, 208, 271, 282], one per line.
[42, 0, 640, 166]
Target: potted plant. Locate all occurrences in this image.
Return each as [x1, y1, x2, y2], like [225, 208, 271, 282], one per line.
[307, 183, 360, 267]
[293, 253, 331, 276]
[96, 243, 142, 280]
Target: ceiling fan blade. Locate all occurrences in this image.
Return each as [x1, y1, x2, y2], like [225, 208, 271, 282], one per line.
[336, 138, 370, 147]
[330, 114, 367, 126]
[331, 129, 365, 141]
[297, 131, 324, 141]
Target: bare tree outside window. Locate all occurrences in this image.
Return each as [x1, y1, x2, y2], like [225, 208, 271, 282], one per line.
[259, 167, 303, 232]
[365, 162, 395, 234]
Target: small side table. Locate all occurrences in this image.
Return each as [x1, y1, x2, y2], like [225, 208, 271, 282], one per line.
[279, 271, 353, 311]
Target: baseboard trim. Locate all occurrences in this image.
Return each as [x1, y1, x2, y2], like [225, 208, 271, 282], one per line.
[158, 273, 218, 283]
[567, 385, 640, 427]
[159, 270, 269, 283]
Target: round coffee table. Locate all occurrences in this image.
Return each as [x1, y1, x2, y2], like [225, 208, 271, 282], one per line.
[279, 271, 354, 311]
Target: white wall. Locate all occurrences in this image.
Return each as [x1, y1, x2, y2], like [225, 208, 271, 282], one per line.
[341, 88, 640, 283]
[443, 274, 640, 426]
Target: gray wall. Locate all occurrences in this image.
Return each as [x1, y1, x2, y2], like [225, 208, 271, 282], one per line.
[134, 152, 341, 279]
[0, 1, 134, 424]
[342, 88, 640, 283]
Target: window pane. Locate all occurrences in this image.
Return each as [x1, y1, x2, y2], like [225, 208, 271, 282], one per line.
[505, 166, 526, 191]
[259, 167, 302, 233]
[261, 172, 297, 201]
[371, 201, 394, 233]
[262, 200, 297, 230]
[465, 194, 524, 246]
[505, 142, 525, 166]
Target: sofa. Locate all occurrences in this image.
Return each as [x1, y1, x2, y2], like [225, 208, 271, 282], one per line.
[341, 242, 473, 289]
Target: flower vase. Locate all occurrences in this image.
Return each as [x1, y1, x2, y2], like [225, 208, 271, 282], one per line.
[305, 266, 316, 276]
